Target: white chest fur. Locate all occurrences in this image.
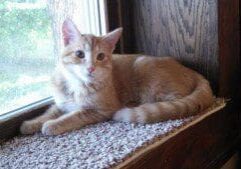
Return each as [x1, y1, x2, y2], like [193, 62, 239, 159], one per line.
[54, 65, 90, 112]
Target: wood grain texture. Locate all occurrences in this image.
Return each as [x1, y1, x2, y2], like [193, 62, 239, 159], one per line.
[123, 0, 219, 92]
[107, 0, 240, 168]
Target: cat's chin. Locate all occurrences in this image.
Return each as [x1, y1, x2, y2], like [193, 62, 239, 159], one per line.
[76, 73, 94, 82]
[81, 75, 108, 89]
[80, 75, 97, 86]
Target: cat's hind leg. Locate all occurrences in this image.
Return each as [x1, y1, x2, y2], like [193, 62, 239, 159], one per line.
[20, 105, 62, 134]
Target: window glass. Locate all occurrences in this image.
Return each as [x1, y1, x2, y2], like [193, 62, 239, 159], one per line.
[0, 0, 106, 115]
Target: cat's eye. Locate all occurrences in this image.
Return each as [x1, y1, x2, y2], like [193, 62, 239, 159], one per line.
[97, 53, 105, 61]
[75, 50, 85, 58]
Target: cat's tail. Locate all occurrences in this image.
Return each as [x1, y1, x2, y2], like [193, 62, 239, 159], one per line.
[113, 75, 214, 123]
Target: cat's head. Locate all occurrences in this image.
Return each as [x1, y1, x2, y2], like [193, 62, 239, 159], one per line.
[61, 19, 122, 84]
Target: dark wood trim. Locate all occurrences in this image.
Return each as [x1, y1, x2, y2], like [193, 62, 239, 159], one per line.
[0, 98, 53, 140]
[106, 0, 122, 53]
[106, 0, 135, 54]
[218, 0, 241, 144]
[218, 0, 240, 98]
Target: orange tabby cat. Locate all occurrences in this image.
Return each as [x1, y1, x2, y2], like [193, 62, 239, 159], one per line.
[20, 19, 214, 135]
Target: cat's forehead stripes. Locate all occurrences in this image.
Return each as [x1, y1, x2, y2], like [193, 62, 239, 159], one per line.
[81, 35, 92, 51]
[81, 35, 100, 51]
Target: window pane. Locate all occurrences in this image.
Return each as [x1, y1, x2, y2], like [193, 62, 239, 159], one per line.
[0, 0, 106, 115]
[0, 0, 54, 115]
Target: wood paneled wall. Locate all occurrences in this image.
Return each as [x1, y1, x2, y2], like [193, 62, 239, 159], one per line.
[107, 2, 240, 168]
[113, 0, 219, 93]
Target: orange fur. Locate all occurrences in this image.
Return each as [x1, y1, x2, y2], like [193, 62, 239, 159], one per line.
[20, 19, 214, 135]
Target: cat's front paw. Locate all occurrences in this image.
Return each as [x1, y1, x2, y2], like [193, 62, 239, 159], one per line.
[20, 120, 41, 134]
[41, 120, 63, 136]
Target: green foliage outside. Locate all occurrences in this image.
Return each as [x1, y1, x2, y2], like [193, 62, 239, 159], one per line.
[0, 0, 54, 114]
[0, 1, 52, 59]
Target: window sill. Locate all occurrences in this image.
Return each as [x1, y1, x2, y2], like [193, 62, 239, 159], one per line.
[0, 97, 53, 140]
[0, 99, 239, 169]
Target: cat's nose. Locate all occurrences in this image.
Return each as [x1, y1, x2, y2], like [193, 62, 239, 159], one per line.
[87, 66, 95, 73]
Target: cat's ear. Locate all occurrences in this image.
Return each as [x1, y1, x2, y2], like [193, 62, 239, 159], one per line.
[102, 28, 123, 50]
[62, 18, 81, 46]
